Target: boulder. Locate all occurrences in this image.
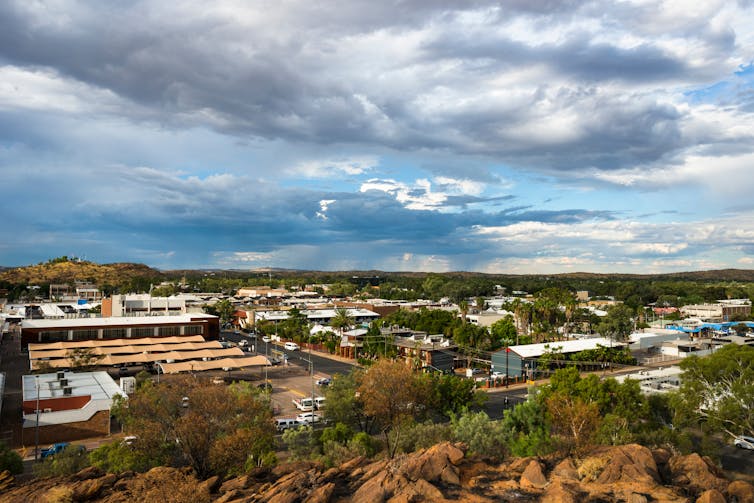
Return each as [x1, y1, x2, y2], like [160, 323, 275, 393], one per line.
[696, 489, 726, 503]
[596, 444, 660, 485]
[728, 480, 754, 503]
[551, 458, 579, 481]
[401, 442, 464, 486]
[669, 453, 728, 495]
[351, 472, 389, 503]
[541, 479, 583, 503]
[219, 475, 250, 494]
[70, 473, 116, 501]
[307, 482, 336, 503]
[199, 475, 221, 494]
[71, 466, 104, 481]
[519, 460, 548, 490]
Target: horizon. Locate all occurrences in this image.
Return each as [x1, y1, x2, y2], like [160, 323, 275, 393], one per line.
[1, 2, 753, 274]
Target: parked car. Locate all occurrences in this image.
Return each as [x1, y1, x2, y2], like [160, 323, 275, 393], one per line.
[734, 435, 754, 450]
[275, 418, 302, 432]
[238, 340, 249, 348]
[284, 342, 300, 351]
[262, 336, 272, 343]
[40, 442, 70, 459]
[316, 377, 332, 387]
[296, 412, 322, 424]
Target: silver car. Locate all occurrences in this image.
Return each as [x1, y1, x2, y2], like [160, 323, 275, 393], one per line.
[734, 435, 754, 450]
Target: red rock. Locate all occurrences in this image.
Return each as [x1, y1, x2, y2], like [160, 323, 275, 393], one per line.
[519, 460, 548, 489]
[728, 480, 754, 503]
[696, 489, 726, 503]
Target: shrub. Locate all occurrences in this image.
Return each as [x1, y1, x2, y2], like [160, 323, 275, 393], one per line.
[281, 426, 321, 461]
[450, 411, 507, 461]
[0, 441, 23, 475]
[578, 456, 608, 482]
[33, 445, 90, 477]
[349, 432, 377, 458]
[395, 421, 451, 453]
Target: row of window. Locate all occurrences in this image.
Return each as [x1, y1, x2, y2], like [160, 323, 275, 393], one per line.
[37, 324, 206, 342]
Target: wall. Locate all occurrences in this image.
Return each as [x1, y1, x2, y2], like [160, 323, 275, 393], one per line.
[22, 409, 110, 445]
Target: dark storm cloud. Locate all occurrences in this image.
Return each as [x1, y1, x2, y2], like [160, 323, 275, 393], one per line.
[0, 0, 743, 180]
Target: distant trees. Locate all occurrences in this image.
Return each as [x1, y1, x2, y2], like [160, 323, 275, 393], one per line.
[597, 304, 635, 344]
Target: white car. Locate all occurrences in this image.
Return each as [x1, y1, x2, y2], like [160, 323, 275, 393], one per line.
[284, 342, 300, 351]
[734, 435, 754, 450]
[262, 336, 272, 343]
[296, 411, 322, 424]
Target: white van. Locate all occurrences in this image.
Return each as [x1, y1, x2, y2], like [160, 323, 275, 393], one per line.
[284, 342, 300, 351]
[276, 418, 302, 432]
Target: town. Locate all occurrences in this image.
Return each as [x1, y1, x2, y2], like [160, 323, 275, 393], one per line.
[1, 260, 753, 500]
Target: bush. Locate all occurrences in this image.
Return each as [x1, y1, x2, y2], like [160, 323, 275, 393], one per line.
[395, 421, 451, 454]
[281, 426, 321, 461]
[349, 432, 377, 458]
[0, 441, 23, 475]
[33, 445, 90, 477]
[450, 411, 507, 461]
[89, 440, 161, 473]
[578, 456, 608, 482]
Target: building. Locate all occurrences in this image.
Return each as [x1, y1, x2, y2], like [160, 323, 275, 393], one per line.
[391, 334, 458, 373]
[101, 294, 189, 317]
[681, 299, 751, 322]
[20, 314, 220, 347]
[22, 371, 125, 444]
[490, 337, 624, 379]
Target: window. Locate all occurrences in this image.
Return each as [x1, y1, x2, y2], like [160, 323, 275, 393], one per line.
[40, 330, 68, 342]
[131, 327, 154, 338]
[158, 326, 180, 336]
[184, 325, 202, 335]
[103, 328, 127, 339]
[71, 329, 98, 341]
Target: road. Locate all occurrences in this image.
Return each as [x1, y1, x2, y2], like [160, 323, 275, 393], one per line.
[221, 331, 356, 377]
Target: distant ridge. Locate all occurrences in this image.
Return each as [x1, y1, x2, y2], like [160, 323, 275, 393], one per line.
[0, 259, 162, 286]
[4, 258, 754, 284]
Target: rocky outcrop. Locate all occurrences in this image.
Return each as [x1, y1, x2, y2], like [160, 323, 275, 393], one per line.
[1, 442, 751, 502]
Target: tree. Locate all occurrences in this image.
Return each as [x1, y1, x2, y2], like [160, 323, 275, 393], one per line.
[323, 371, 375, 434]
[330, 307, 354, 335]
[676, 344, 754, 439]
[66, 347, 104, 370]
[597, 304, 635, 344]
[357, 359, 431, 458]
[490, 316, 517, 348]
[205, 299, 234, 326]
[115, 377, 276, 477]
[0, 440, 23, 474]
[546, 392, 601, 455]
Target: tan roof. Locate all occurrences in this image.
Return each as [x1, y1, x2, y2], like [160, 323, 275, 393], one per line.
[28, 335, 206, 351]
[29, 341, 223, 360]
[159, 355, 271, 374]
[30, 347, 247, 370]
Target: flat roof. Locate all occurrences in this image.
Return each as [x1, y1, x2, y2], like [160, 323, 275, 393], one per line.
[22, 313, 218, 329]
[506, 337, 624, 359]
[22, 371, 123, 401]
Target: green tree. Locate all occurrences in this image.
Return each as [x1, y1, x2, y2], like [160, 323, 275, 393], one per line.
[330, 307, 355, 334]
[597, 304, 635, 344]
[323, 371, 375, 433]
[66, 347, 104, 370]
[489, 315, 517, 348]
[0, 440, 23, 474]
[33, 444, 90, 477]
[676, 344, 754, 439]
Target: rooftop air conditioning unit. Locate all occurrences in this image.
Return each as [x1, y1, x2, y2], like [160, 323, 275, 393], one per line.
[59, 379, 68, 387]
[57, 371, 65, 379]
[63, 386, 72, 395]
[43, 408, 52, 413]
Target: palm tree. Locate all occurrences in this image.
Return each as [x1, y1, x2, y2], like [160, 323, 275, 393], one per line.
[331, 307, 355, 335]
[458, 300, 469, 324]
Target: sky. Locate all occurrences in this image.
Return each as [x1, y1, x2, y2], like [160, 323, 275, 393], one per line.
[1, 1, 754, 274]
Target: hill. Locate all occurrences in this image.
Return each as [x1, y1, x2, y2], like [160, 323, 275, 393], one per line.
[0, 259, 163, 287]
